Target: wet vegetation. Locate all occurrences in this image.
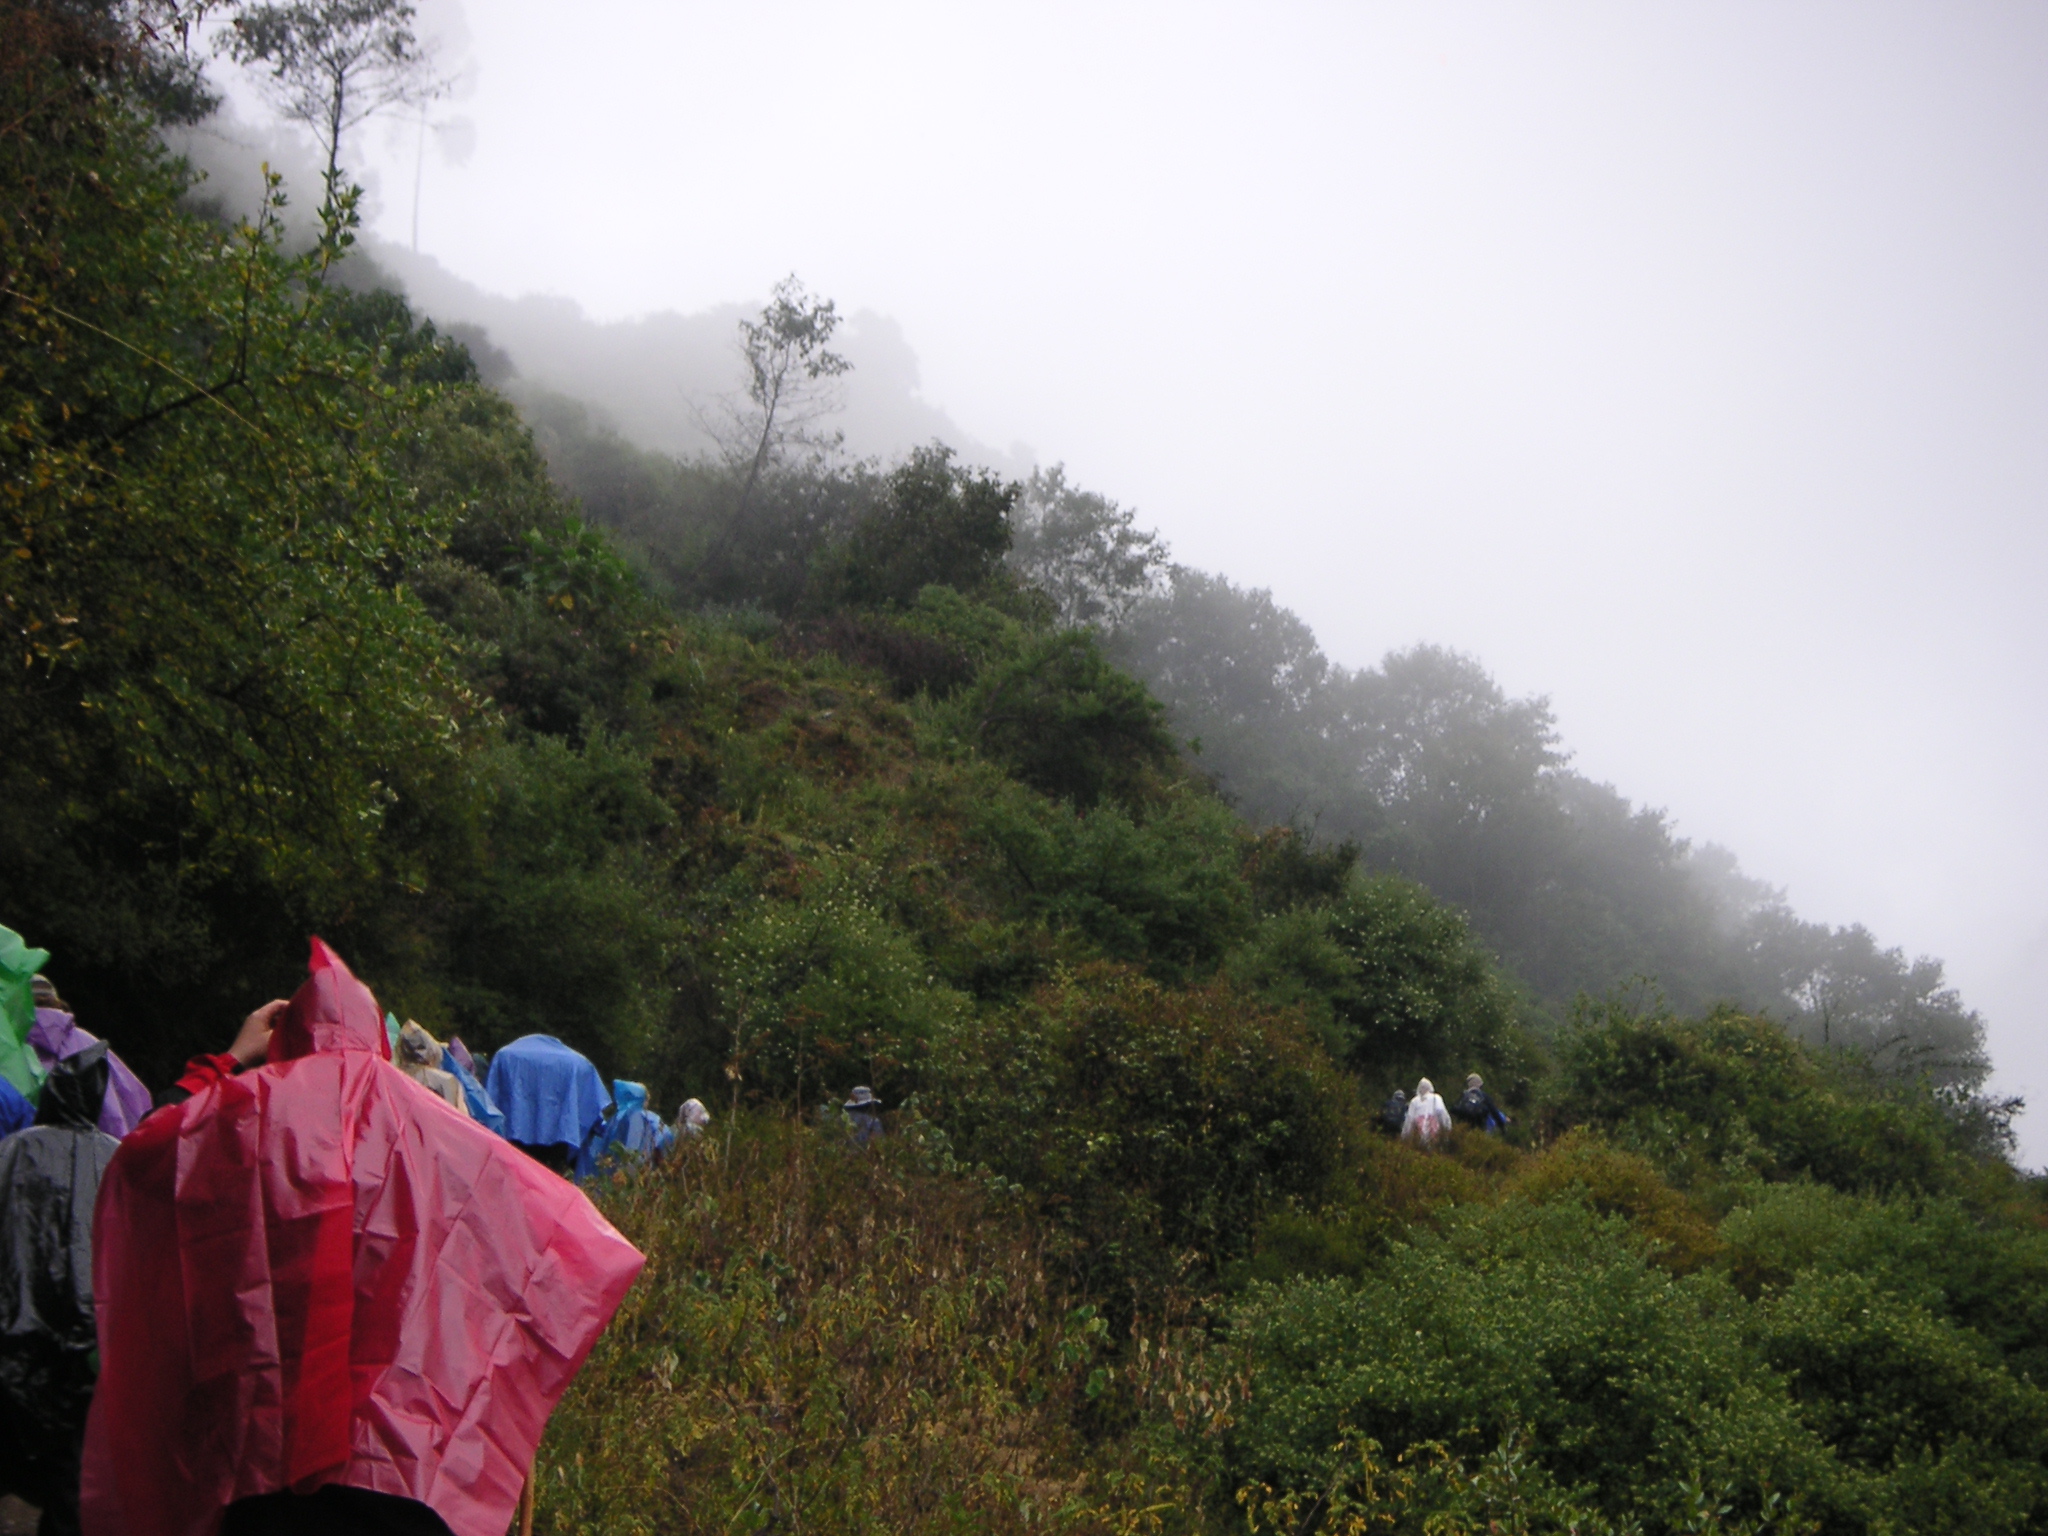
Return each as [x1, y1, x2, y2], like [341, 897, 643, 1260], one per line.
[5, 7, 2044, 1531]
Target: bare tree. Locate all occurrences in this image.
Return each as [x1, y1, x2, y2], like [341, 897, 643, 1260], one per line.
[223, 0, 447, 199]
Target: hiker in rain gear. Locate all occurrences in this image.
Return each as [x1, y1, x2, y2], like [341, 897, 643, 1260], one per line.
[394, 1020, 469, 1115]
[80, 938, 644, 1536]
[0, 1045, 119, 1536]
[1451, 1073, 1509, 1134]
[677, 1098, 711, 1138]
[437, 1038, 505, 1136]
[0, 1079, 31, 1139]
[486, 1034, 611, 1179]
[30, 978, 151, 1139]
[1378, 1087, 1409, 1137]
[1401, 1078, 1453, 1147]
[843, 1086, 884, 1146]
[0, 926, 51, 1104]
[590, 1081, 674, 1167]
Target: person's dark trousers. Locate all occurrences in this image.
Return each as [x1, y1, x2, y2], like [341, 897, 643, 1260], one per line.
[222, 1488, 454, 1535]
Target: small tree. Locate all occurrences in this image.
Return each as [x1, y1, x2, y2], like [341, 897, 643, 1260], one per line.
[720, 274, 852, 523]
[224, 0, 446, 199]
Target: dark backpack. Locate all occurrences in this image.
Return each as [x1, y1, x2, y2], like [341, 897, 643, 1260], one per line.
[1379, 1093, 1408, 1136]
[1455, 1087, 1491, 1124]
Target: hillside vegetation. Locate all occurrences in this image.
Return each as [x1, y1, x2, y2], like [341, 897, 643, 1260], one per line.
[4, 8, 2043, 1533]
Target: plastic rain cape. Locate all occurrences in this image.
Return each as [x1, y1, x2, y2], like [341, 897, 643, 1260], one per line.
[0, 1046, 117, 1510]
[30, 1010, 151, 1137]
[594, 1080, 675, 1164]
[485, 1035, 610, 1152]
[0, 926, 49, 1102]
[79, 939, 645, 1536]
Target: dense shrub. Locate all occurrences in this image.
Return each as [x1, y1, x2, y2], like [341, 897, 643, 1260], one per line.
[961, 629, 1180, 810]
[1753, 1270, 2048, 1535]
[1551, 1007, 1980, 1197]
[833, 445, 1017, 611]
[1230, 1201, 1833, 1533]
[1227, 874, 1529, 1091]
[924, 963, 1352, 1299]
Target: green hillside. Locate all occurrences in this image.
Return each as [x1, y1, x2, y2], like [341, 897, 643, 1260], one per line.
[5, 9, 2044, 1533]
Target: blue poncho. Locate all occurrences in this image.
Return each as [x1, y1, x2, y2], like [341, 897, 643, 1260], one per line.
[588, 1080, 675, 1171]
[0, 1077, 31, 1139]
[485, 1035, 610, 1152]
[443, 1048, 507, 1136]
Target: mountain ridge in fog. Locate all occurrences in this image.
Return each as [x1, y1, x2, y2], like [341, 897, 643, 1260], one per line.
[362, 238, 1030, 476]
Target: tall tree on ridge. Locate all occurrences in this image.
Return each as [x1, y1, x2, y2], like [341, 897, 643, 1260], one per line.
[224, 0, 447, 200]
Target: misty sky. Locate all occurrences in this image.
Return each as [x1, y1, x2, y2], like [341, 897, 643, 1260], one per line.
[292, 2, 2048, 1154]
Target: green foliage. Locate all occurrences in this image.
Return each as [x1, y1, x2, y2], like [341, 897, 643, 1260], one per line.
[965, 783, 1253, 982]
[834, 444, 1017, 610]
[959, 628, 1179, 809]
[1231, 1201, 1831, 1534]
[398, 733, 681, 1073]
[1227, 874, 1527, 1089]
[924, 963, 1352, 1300]
[1753, 1271, 2048, 1535]
[1718, 1182, 2048, 1384]
[1550, 1007, 1982, 1198]
[713, 860, 970, 1104]
[539, 1120, 1170, 1535]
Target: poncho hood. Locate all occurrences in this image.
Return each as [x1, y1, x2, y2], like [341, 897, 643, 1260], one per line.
[267, 936, 390, 1064]
[34, 1042, 108, 1131]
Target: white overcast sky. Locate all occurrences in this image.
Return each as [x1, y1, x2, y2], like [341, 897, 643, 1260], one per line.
[309, 1, 2048, 1155]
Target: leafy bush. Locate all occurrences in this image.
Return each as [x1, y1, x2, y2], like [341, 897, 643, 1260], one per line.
[960, 628, 1179, 809]
[714, 860, 970, 1105]
[833, 445, 1017, 610]
[1227, 874, 1528, 1090]
[1510, 1131, 1722, 1273]
[1551, 1007, 1979, 1197]
[1230, 1201, 1833, 1533]
[1754, 1270, 2048, 1535]
[1719, 1182, 2048, 1383]
[924, 963, 1351, 1299]
[966, 783, 1254, 983]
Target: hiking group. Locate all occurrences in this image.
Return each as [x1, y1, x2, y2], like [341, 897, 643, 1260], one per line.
[1379, 1073, 1511, 1146]
[0, 923, 806, 1536]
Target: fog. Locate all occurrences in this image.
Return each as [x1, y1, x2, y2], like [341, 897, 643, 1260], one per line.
[204, 2, 2048, 1157]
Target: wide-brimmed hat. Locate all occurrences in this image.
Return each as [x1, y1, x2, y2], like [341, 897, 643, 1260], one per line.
[1466, 1074, 1484, 1090]
[845, 1086, 881, 1109]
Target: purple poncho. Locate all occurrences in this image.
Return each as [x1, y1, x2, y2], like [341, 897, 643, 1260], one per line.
[30, 1010, 151, 1138]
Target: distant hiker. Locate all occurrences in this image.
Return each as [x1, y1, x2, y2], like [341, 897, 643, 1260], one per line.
[844, 1085, 884, 1146]
[678, 1097, 711, 1137]
[28, 982, 151, 1138]
[486, 1033, 612, 1178]
[440, 1036, 507, 1135]
[1401, 1078, 1452, 1147]
[395, 1019, 470, 1115]
[81, 939, 644, 1536]
[1452, 1073, 1509, 1134]
[1378, 1087, 1409, 1137]
[0, 1046, 119, 1536]
[591, 1080, 675, 1166]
